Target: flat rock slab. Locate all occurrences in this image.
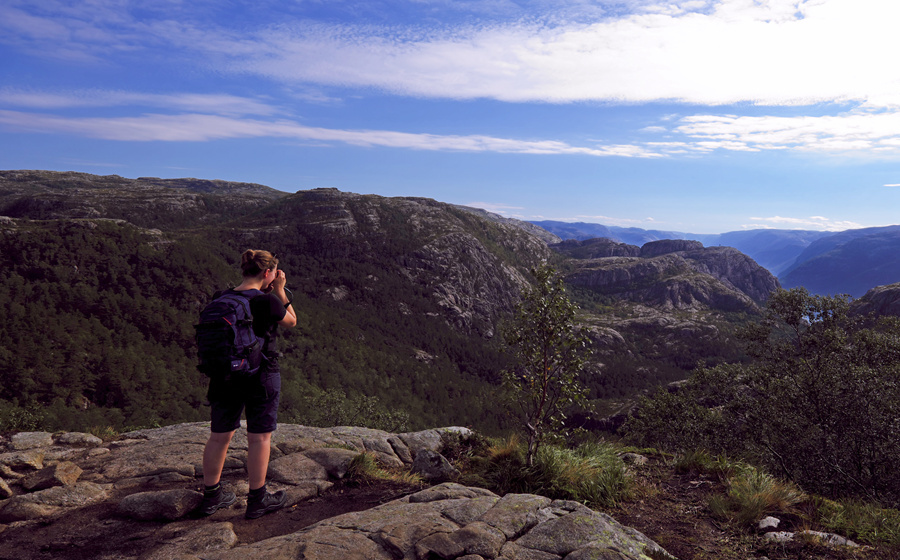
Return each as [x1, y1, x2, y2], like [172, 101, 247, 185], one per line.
[100, 442, 206, 480]
[201, 482, 672, 560]
[10, 432, 54, 450]
[141, 521, 239, 560]
[0, 481, 110, 522]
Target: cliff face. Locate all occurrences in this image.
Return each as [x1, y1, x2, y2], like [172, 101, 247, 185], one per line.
[241, 188, 550, 336]
[851, 282, 900, 317]
[563, 239, 779, 312]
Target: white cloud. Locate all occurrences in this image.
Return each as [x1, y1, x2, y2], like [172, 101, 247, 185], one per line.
[0, 109, 661, 157]
[746, 215, 864, 231]
[576, 214, 650, 227]
[0, 89, 280, 116]
[465, 202, 526, 215]
[6, 0, 899, 108]
[8, 1, 900, 159]
[190, 0, 898, 107]
[669, 111, 900, 155]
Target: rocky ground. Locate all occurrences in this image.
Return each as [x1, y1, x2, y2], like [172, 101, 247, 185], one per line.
[0, 424, 896, 560]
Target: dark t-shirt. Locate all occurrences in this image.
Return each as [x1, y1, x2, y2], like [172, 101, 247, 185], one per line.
[226, 289, 286, 361]
[248, 291, 287, 357]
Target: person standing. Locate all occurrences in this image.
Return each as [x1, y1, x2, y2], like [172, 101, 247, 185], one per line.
[196, 249, 297, 519]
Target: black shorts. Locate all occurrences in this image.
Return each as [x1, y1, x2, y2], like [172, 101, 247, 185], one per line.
[208, 367, 281, 434]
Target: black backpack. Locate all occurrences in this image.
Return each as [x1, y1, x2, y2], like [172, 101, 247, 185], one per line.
[195, 289, 264, 378]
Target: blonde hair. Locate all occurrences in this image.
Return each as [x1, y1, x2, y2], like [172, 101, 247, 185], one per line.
[240, 249, 279, 277]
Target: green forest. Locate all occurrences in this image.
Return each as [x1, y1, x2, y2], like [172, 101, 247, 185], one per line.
[0, 172, 754, 436]
[0, 217, 517, 433]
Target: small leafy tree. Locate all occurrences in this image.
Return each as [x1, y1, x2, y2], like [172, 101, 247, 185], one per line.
[503, 265, 592, 466]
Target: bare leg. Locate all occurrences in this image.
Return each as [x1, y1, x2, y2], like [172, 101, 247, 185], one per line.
[247, 432, 273, 490]
[202, 430, 235, 487]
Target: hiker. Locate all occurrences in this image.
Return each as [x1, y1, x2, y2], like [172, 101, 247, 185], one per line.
[196, 249, 297, 518]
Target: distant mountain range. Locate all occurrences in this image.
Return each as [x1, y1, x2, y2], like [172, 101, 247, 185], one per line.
[531, 220, 900, 298]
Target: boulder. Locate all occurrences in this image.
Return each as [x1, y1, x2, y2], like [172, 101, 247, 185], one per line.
[21, 461, 83, 491]
[200, 482, 671, 560]
[267, 454, 329, 484]
[302, 448, 360, 479]
[0, 449, 45, 471]
[118, 489, 203, 521]
[411, 449, 460, 482]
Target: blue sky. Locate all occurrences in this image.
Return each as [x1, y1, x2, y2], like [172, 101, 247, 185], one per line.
[2, 0, 900, 234]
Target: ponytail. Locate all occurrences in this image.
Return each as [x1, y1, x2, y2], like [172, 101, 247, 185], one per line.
[240, 249, 278, 277]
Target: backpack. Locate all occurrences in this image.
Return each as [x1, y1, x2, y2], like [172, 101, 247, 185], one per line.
[194, 289, 264, 378]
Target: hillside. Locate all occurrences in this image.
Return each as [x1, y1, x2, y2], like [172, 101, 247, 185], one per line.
[780, 226, 900, 297]
[0, 170, 777, 433]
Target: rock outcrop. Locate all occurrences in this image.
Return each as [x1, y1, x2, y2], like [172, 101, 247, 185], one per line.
[851, 282, 900, 317]
[201, 483, 671, 560]
[563, 239, 779, 312]
[0, 424, 673, 560]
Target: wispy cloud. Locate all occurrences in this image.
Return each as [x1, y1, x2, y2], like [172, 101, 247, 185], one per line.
[576, 214, 655, 227]
[465, 202, 526, 215]
[0, 109, 661, 157]
[0, 89, 281, 116]
[746, 215, 864, 231]
[671, 111, 900, 155]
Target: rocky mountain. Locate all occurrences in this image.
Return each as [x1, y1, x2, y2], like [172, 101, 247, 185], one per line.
[534, 218, 900, 298]
[557, 239, 779, 312]
[533, 220, 836, 276]
[780, 226, 900, 297]
[0, 170, 287, 230]
[0, 170, 778, 432]
[696, 229, 832, 276]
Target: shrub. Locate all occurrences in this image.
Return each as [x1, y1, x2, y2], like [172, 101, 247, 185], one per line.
[622, 288, 900, 507]
[813, 497, 900, 546]
[0, 400, 47, 432]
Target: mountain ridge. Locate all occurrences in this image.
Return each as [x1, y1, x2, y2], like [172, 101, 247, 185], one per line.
[0, 170, 775, 432]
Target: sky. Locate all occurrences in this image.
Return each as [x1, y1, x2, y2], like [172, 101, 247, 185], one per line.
[2, 0, 900, 234]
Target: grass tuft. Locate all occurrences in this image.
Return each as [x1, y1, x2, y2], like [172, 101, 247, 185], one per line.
[709, 463, 805, 527]
[812, 496, 900, 546]
[345, 451, 425, 486]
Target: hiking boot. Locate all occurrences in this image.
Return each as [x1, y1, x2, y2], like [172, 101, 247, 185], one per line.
[195, 487, 236, 516]
[245, 489, 287, 519]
